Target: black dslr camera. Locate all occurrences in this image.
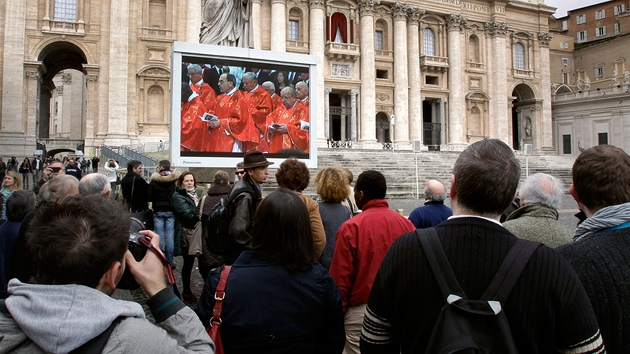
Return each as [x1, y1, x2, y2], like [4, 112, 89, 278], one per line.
[117, 232, 149, 290]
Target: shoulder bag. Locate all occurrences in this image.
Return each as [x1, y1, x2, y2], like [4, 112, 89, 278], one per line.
[188, 195, 206, 256]
[206, 265, 231, 354]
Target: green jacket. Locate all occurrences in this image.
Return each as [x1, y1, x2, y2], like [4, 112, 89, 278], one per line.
[503, 204, 573, 248]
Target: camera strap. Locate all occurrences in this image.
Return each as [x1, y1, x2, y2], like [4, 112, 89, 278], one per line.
[138, 236, 176, 285]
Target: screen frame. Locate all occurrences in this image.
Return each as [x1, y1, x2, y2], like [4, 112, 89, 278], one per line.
[170, 41, 318, 168]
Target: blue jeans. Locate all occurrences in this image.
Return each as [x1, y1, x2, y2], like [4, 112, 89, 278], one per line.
[154, 211, 176, 267]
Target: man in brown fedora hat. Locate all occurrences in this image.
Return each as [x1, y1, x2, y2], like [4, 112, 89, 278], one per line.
[224, 150, 274, 263]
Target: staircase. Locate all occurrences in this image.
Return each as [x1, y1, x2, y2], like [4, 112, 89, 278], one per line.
[263, 149, 576, 199]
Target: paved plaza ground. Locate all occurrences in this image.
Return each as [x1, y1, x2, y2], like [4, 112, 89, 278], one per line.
[174, 193, 581, 308]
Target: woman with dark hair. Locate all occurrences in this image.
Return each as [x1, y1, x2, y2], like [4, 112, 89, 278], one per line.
[314, 167, 352, 270]
[171, 171, 199, 302]
[0, 172, 22, 225]
[273, 70, 290, 95]
[18, 158, 32, 190]
[198, 170, 231, 281]
[275, 158, 325, 261]
[196, 188, 345, 353]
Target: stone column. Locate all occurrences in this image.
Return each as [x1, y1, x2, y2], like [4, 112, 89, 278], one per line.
[2, 0, 27, 139]
[341, 94, 347, 140]
[324, 88, 331, 139]
[309, 0, 326, 145]
[392, 2, 409, 145]
[77, 0, 85, 33]
[485, 21, 509, 142]
[186, 0, 202, 43]
[359, 0, 377, 144]
[271, 0, 287, 51]
[407, 7, 424, 143]
[106, 0, 131, 145]
[83, 64, 100, 149]
[439, 98, 446, 145]
[446, 14, 467, 146]
[350, 89, 359, 141]
[252, 0, 263, 49]
[24, 62, 43, 140]
[538, 32, 554, 152]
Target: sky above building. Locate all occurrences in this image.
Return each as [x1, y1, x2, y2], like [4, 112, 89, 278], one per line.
[545, 0, 604, 17]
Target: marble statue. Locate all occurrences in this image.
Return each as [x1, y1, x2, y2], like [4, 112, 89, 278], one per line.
[200, 0, 251, 47]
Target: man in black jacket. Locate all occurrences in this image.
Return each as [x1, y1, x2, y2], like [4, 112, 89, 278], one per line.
[224, 151, 273, 264]
[120, 160, 149, 213]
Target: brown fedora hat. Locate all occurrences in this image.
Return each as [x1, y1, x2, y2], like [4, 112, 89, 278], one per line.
[242, 151, 274, 169]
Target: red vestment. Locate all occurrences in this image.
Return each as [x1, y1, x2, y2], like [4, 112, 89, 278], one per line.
[208, 90, 258, 152]
[243, 85, 272, 151]
[191, 82, 216, 112]
[265, 101, 310, 153]
[181, 95, 210, 152]
[269, 93, 282, 112]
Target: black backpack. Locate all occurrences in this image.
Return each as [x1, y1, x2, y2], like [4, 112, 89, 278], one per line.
[205, 189, 255, 255]
[416, 228, 541, 354]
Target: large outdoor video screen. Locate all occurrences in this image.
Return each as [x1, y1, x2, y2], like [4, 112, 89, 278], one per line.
[170, 42, 317, 168]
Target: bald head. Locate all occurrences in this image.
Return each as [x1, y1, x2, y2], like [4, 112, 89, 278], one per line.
[425, 180, 447, 202]
[295, 81, 309, 100]
[519, 173, 564, 210]
[79, 173, 112, 198]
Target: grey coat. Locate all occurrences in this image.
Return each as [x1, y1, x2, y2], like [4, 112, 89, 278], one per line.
[503, 204, 573, 248]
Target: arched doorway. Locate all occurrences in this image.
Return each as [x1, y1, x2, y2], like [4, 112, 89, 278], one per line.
[375, 112, 391, 143]
[36, 41, 89, 154]
[511, 83, 537, 151]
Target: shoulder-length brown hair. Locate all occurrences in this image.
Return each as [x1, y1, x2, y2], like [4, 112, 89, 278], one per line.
[314, 167, 349, 203]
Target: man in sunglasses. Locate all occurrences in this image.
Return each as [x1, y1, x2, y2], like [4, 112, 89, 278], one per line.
[0, 195, 213, 352]
[235, 161, 245, 181]
[33, 160, 65, 195]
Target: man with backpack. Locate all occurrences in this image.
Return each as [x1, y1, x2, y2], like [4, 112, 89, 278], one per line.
[360, 139, 604, 353]
[0, 195, 213, 352]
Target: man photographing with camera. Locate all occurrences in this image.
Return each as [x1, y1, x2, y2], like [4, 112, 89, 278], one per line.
[33, 160, 65, 195]
[0, 195, 213, 352]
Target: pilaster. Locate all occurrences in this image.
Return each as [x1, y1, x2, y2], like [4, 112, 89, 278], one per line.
[252, 0, 263, 49]
[446, 14, 467, 146]
[350, 89, 359, 141]
[271, 0, 287, 51]
[186, 0, 202, 43]
[358, 0, 378, 145]
[407, 7, 424, 143]
[310, 0, 326, 145]
[485, 21, 509, 142]
[324, 88, 331, 139]
[106, 0, 131, 145]
[2, 0, 26, 134]
[392, 2, 409, 145]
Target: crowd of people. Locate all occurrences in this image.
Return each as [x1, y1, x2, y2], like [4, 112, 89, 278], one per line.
[0, 142, 628, 353]
[181, 63, 311, 154]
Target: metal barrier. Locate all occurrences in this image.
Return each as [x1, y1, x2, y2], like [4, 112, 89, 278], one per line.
[100, 145, 158, 178]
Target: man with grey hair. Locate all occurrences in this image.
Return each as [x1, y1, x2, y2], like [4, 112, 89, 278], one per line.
[262, 81, 282, 111]
[503, 173, 572, 247]
[408, 180, 453, 229]
[295, 81, 309, 107]
[78, 173, 112, 198]
[187, 63, 216, 110]
[242, 71, 272, 151]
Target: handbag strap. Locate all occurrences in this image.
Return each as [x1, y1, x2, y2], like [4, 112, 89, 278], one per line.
[210, 265, 232, 328]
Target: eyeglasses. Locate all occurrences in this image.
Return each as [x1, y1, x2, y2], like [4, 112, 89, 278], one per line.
[236, 171, 245, 175]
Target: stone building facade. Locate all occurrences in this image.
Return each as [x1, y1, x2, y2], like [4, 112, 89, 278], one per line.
[549, 1, 630, 155]
[0, 0, 555, 157]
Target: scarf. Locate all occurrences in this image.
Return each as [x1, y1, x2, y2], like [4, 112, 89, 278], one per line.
[573, 202, 630, 242]
[187, 187, 199, 206]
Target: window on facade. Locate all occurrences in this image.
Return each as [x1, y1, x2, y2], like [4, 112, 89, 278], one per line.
[288, 20, 299, 41]
[615, 23, 620, 35]
[563, 72, 570, 84]
[614, 5, 625, 15]
[148, 0, 166, 28]
[595, 10, 605, 20]
[331, 12, 347, 43]
[514, 43, 525, 70]
[561, 42, 569, 49]
[598, 132, 608, 145]
[375, 30, 384, 50]
[576, 14, 586, 24]
[595, 26, 606, 37]
[423, 28, 435, 56]
[595, 66, 604, 77]
[468, 35, 480, 63]
[577, 31, 587, 42]
[562, 20, 568, 31]
[54, 0, 77, 21]
[562, 134, 571, 154]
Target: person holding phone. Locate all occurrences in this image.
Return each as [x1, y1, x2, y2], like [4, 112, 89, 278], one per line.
[33, 160, 65, 196]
